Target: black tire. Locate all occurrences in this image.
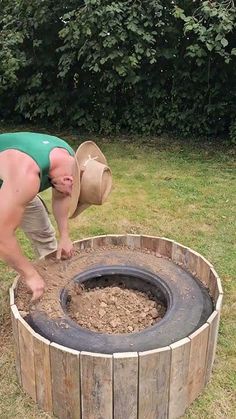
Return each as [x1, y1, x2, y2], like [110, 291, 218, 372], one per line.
[27, 264, 213, 354]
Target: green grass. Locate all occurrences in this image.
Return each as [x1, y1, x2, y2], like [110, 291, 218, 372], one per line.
[0, 131, 236, 418]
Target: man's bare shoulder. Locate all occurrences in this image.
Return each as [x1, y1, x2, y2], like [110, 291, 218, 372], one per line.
[0, 149, 40, 180]
[0, 150, 41, 205]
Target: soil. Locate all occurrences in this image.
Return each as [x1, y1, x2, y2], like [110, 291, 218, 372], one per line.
[15, 244, 189, 334]
[67, 282, 166, 334]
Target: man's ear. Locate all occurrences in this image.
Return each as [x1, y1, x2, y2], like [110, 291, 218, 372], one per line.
[62, 175, 73, 184]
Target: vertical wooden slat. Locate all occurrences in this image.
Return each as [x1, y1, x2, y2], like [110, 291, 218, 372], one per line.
[141, 236, 173, 258]
[216, 289, 223, 311]
[104, 234, 127, 247]
[186, 249, 200, 277]
[158, 237, 173, 259]
[171, 242, 188, 266]
[9, 276, 19, 305]
[205, 311, 220, 384]
[18, 316, 37, 401]
[126, 234, 141, 249]
[9, 286, 15, 306]
[196, 256, 212, 288]
[92, 235, 108, 248]
[169, 338, 191, 419]
[10, 304, 22, 385]
[80, 351, 113, 419]
[50, 342, 80, 419]
[187, 323, 210, 405]
[113, 352, 138, 419]
[139, 347, 171, 419]
[208, 268, 217, 301]
[33, 334, 53, 412]
[215, 272, 223, 294]
[12, 276, 19, 290]
[75, 238, 93, 251]
[141, 235, 160, 253]
[208, 267, 223, 303]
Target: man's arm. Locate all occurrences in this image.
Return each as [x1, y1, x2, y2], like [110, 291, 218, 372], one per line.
[0, 173, 45, 300]
[51, 188, 74, 259]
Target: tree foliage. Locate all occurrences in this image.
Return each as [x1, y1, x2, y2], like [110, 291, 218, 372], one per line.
[0, 0, 236, 141]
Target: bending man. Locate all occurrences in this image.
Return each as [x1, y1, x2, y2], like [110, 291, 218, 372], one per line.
[0, 132, 112, 301]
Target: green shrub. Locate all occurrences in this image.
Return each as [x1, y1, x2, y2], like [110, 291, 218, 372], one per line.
[0, 0, 236, 141]
[230, 119, 236, 144]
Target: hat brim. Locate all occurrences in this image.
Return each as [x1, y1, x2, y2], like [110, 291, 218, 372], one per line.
[76, 141, 107, 167]
[68, 156, 81, 219]
[70, 202, 91, 219]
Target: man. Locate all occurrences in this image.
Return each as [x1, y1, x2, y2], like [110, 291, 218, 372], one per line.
[0, 132, 112, 301]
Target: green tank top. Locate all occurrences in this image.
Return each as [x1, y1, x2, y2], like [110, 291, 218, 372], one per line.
[0, 132, 75, 191]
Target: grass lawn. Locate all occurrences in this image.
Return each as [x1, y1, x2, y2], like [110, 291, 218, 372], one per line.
[0, 130, 235, 418]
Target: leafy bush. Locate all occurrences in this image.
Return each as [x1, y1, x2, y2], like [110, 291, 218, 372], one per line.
[0, 0, 236, 141]
[229, 119, 236, 144]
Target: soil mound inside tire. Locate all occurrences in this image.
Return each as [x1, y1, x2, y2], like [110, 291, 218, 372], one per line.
[67, 283, 166, 334]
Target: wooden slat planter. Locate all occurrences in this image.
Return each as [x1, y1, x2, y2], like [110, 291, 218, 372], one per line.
[10, 235, 223, 419]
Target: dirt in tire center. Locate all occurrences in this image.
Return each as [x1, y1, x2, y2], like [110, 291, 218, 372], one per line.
[67, 282, 166, 334]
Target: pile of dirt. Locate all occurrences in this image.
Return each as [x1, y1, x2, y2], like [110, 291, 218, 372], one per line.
[67, 283, 166, 334]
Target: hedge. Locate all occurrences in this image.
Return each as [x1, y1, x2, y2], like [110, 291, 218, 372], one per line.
[0, 0, 236, 141]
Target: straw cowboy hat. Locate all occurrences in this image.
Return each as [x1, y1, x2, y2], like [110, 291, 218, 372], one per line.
[69, 141, 112, 218]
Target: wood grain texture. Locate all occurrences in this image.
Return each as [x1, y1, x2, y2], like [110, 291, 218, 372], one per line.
[80, 351, 113, 419]
[33, 333, 53, 412]
[126, 234, 141, 249]
[139, 347, 171, 419]
[10, 304, 22, 385]
[103, 234, 127, 247]
[171, 242, 188, 266]
[196, 255, 212, 288]
[208, 267, 223, 302]
[113, 352, 138, 419]
[141, 235, 161, 254]
[9, 276, 20, 305]
[186, 249, 200, 277]
[75, 238, 93, 251]
[187, 323, 210, 405]
[205, 311, 220, 384]
[158, 237, 173, 259]
[208, 268, 217, 301]
[216, 293, 223, 312]
[50, 342, 80, 419]
[18, 316, 37, 401]
[9, 286, 15, 306]
[169, 338, 191, 419]
[92, 235, 108, 248]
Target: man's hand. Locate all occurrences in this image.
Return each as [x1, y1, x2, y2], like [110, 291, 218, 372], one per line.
[24, 271, 45, 301]
[56, 236, 75, 260]
[52, 189, 74, 260]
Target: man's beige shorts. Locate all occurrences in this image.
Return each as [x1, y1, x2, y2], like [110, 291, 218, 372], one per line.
[20, 195, 57, 258]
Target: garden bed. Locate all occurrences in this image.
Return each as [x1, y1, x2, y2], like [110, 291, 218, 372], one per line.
[10, 234, 223, 419]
